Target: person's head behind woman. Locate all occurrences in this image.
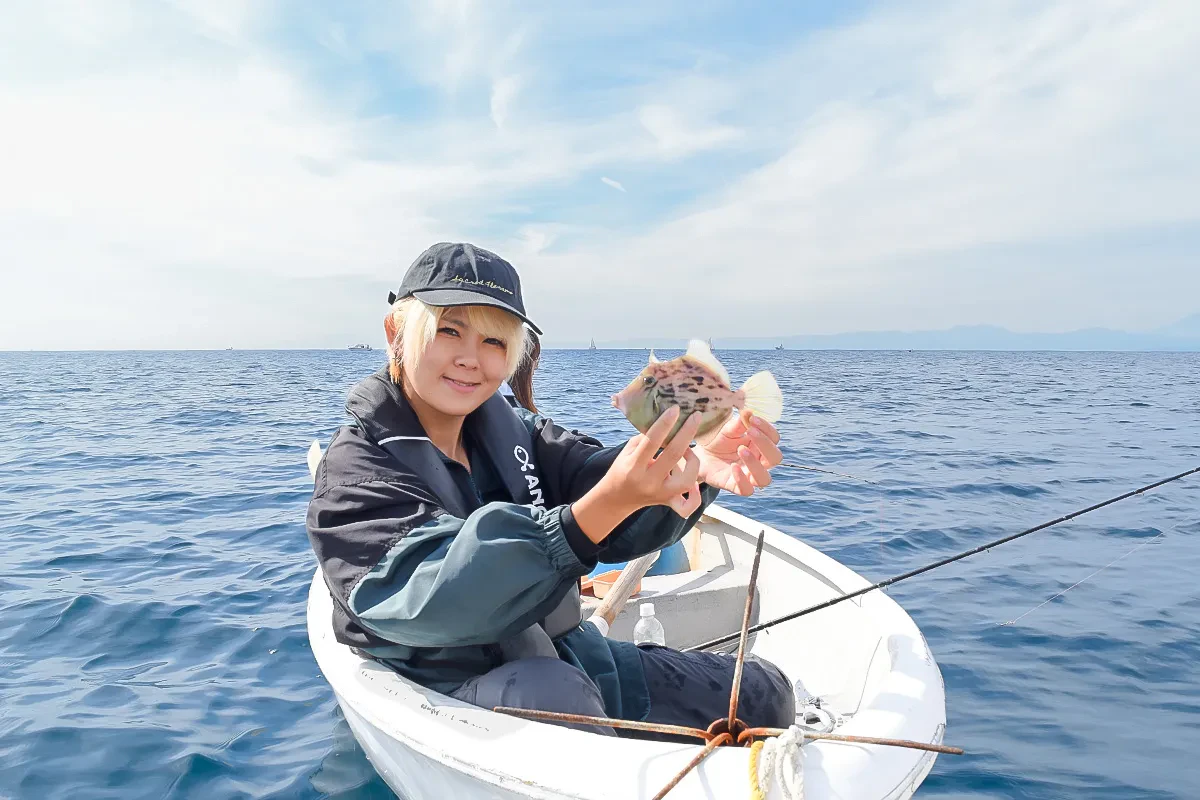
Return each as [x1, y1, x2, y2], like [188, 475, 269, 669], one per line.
[385, 296, 541, 415]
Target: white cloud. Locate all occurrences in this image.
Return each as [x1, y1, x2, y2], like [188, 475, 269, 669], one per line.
[490, 75, 521, 129]
[1, 0, 1198, 349]
[637, 104, 743, 159]
[521, 0, 1200, 339]
[169, 0, 263, 43]
[514, 226, 554, 256]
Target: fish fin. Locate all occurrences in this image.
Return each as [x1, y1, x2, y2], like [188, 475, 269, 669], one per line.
[739, 371, 783, 423]
[307, 440, 323, 481]
[648, 348, 659, 363]
[685, 339, 731, 385]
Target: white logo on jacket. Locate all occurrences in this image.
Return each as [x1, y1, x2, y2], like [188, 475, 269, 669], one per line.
[512, 446, 544, 507]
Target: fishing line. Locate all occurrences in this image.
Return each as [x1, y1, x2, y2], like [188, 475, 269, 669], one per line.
[778, 462, 879, 485]
[775, 460, 889, 589]
[997, 529, 1168, 627]
[687, 465, 1200, 652]
[776, 456, 888, 589]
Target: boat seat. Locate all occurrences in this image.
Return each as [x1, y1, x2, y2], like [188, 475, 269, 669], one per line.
[581, 563, 752, 650]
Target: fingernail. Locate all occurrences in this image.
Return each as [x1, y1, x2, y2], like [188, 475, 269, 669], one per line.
[751, 416, 766, 429]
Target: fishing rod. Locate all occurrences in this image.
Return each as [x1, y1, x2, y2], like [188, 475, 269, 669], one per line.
[687, 464, 1200, 652]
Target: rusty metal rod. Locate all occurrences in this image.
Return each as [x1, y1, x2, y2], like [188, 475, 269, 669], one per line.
[493, 706, 711, 740]
[495, 706, 964, 756]
[651, 732, 731, 800]
[740, 727, 964, 755]
[727, 530, 766, 733]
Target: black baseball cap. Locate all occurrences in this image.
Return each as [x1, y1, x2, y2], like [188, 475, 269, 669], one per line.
[388, 242, 542, 335]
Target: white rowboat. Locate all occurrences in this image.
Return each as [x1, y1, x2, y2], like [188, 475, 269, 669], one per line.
[306, 494, 948, 799]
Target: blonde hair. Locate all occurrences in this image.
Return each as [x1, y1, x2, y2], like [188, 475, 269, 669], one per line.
[387, 297, 540, 411]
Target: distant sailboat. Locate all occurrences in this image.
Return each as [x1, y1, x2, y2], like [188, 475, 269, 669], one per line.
[706, 337, 715, 352]
[775, 342, 785, 350]
[588, 338, 597, 351]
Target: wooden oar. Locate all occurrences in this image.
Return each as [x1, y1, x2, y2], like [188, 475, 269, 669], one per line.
[588, 550, 660, 635]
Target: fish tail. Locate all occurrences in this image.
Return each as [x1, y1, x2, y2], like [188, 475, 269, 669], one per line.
[739, 371, 783, 423]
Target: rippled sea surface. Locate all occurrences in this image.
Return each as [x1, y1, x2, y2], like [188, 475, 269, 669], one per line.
[1, 349, 1198, 799]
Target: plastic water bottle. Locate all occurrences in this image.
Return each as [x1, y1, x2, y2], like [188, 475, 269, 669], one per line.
[633, 602, 666, 646]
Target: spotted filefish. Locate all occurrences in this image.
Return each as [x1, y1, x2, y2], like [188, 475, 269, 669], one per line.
[611, 340, 783, 443]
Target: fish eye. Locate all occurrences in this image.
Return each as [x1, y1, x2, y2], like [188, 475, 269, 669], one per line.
[642, 375, 656, 386]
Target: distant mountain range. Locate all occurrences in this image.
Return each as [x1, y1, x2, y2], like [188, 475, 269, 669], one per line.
[568, 313, 1200, 351]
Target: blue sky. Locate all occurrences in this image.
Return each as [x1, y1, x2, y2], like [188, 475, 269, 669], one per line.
[1, 0, 1198, 349]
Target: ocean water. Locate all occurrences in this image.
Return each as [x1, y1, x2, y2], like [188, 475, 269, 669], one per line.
[1, 349, 1198, 800]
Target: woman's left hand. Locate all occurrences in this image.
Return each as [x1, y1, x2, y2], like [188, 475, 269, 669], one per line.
[694, 410, 783, 496]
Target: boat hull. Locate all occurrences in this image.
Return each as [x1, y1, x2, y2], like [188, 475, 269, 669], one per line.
[307, 504, 947, 799]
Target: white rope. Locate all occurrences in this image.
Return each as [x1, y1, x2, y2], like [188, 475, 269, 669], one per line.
[756, 725, 805, 800]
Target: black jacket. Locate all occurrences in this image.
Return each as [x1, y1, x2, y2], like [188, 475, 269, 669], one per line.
[305, 369, 718, 718]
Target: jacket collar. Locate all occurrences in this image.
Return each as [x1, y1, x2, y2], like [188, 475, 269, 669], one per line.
[345, 368, 543, 510]
[345, 368, 428, 445]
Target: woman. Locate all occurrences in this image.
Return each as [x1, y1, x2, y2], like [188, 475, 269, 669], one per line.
[306, 242, 794, 737]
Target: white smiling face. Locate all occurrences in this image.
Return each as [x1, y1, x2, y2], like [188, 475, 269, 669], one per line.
[403, 307, 512, 417]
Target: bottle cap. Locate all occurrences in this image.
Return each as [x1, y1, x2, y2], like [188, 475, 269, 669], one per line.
[639, 602, 655, 617]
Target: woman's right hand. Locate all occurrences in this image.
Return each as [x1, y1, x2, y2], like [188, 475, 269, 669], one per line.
[603, 406, 703, 516]
[571, 407, 703, 544]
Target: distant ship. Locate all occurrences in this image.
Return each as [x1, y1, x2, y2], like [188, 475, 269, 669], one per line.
[348, 344, 372, 351]
[588, 338, 597, 351]
[775, 343, 784, 350]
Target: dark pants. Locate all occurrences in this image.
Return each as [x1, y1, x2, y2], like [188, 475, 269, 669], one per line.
[451, 646, 795, 741]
